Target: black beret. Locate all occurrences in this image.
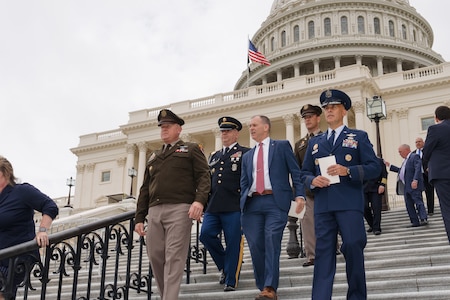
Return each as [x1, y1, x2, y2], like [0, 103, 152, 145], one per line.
[300, 104, 322, 117]
[218, 116, 242, 131]
[320, 89, 352, 110]
[157, 109, 185, 126]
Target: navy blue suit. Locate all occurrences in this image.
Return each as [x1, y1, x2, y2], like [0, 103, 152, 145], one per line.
[301, 126, 380, 300]
[389, 152, 427, 226]
[199, 143, 249, 288]
[423, 119, 450, 242]
[240, 139, 304, 291]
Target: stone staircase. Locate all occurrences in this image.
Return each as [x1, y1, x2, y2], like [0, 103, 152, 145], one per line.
[23, 206, 450, 299]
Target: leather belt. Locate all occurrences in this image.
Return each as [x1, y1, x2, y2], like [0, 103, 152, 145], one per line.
[252, 190, 273, 197]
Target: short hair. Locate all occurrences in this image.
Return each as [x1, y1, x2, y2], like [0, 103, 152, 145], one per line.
[251, 115, 272, 131]
[435, 105, 450, 121]
[0, 156, 17, 186]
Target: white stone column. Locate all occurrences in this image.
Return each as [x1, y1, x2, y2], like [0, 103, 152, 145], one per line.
[73, 164, 85, 210]
[356, 55, 362, 66]
[313, 59, 320, 74]
[294, 63, 300, 77]
[213, 128, 222, 150]
[377, 56, 384, 76]
[353, 101, 365, 130]
[334, 56, 341, 69]
[277, 69, 282, 82]
[136, 142, 148, 197]
[398, 108, 409, 144]
[396, 58, 403, 72]
[84, 163, 95, 209]
[262, 75, 267, 85]
[282, 114, 295, 148]
[126, 144, 136, 195]
[298, 112, 306, 138]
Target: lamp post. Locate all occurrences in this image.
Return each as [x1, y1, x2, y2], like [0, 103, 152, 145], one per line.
[366, 95, 388, 210]
[128, 167, 137, 198]
[66, 177, 75, 208]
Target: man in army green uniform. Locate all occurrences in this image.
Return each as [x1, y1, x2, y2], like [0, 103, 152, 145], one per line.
[134, 109, 211, 300]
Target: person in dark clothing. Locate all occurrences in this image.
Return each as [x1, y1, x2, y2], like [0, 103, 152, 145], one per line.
[363, 157, 388, 235]
[0, 156, 59, 299]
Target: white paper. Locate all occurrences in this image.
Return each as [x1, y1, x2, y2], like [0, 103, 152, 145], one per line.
[288, 201, 306, 219]
[318, 155, 340, 184]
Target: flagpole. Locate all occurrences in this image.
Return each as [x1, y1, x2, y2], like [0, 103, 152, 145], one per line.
[247, 35, 250, 88]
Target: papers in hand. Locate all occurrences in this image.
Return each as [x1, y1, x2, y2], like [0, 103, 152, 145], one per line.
[288, 201, 306, 219]
[318, 155, 340, 184]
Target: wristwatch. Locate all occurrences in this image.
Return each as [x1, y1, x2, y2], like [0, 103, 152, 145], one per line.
[38, 227, 48, 232]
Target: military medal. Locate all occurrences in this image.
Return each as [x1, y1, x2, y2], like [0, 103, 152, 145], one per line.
[232, 164, 238, 171]
[345, 154, 352, 161]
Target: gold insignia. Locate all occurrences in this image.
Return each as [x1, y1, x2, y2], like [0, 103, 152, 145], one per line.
[161, 110, 167, 117]
[303, 104, 309, 110]
[222, 117, 227, 122]
[313, 143, 318, 150]
[325, 89, 332, 98]
[315, 158, 319, 165]
[345, 154, 352, 161]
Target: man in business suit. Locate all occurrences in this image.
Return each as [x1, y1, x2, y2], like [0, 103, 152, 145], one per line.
[414, 137, 435, 215]
[386, 144, 428, 227]
[240, 115, 305, 300]
[134, 109, 211, 300]
[294, 104, 323, 267]
[301, 89, 380, 300]
[200, 116, 249, 292]
[423, 105, 450, 243]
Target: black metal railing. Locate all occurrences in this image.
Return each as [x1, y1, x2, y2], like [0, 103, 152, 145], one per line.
[0, 211, 208, 300]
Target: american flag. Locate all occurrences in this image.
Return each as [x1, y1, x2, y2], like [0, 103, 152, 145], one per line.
[248, 40, 271, 66]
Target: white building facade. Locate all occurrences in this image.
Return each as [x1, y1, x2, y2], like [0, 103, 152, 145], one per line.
[70, 0, 450, 211]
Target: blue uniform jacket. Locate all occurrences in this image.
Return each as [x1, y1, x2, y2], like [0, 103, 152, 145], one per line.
[301, 126, 380, 213]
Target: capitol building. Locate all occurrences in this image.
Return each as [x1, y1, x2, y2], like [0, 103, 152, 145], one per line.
[70, 0, 450, 211]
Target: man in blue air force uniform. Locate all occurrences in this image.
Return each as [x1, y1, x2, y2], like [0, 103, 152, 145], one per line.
[301, 89, 380, 300]
[200, 117, 250, 292]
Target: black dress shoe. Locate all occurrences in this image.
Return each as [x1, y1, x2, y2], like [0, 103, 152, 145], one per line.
[367, 227, 373, 233]
[373, 230, 381, 235]
[302, 259, 314, 267]
[420, 219, 428, 226]
[219, 270, 226, 284]
[224, 285, 235, 292]
[407, 224, 420, 228]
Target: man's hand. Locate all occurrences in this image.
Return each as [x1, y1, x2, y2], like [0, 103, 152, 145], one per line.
[411, 180, 418, 190]
[327, 164, 348, 177]
[295, 197, 306, 214]
[312, 175, 331, 188]
[134, 222, 146, 236]
[378, 185, 385, 195]
[188, 201, 204, 221]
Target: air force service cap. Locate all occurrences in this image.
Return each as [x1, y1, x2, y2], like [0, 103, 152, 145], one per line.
[157, 109, 185, 126]
[218, 116, 242, 131]
[320, 89, 352, 110]
[300, 104, 322, 118]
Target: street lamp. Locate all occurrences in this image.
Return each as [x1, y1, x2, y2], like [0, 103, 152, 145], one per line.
[366, 95, 388, 210]
[128, 167, 137, 198]
[66, 177, 75, 208]
[366, 95, 387, 157]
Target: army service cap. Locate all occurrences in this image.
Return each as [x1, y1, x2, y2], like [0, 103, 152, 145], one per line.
[157, 109, 185, 126]
[319, 89, 352, 110]
[300, 104, 322, 118]
[218, 116, 242, 131]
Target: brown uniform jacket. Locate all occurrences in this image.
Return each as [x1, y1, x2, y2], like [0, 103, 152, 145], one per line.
[135, 140, 211, 224]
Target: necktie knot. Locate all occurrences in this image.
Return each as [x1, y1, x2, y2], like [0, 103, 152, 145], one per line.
[328, 130, 336, 146]
[223, 147, 229, 156]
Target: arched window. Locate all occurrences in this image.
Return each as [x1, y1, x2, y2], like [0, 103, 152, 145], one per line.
[281, 30, 286, 47]
[402, 24, 407, 39]
[341, 16, 348, 35]
[308, 21, 315, 39]
[293, 25, 300, 42]
[324, 18, 331, 36]
[374, 17, 381, 34]
[389, 20, 395, 37]
[271, 37, 275, 51]
[358, 16, 365, 34]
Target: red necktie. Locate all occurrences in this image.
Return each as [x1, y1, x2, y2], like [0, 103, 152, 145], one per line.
[256, 142, 265, 194]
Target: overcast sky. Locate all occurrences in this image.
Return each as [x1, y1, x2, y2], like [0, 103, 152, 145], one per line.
[0, 0, 448, 199]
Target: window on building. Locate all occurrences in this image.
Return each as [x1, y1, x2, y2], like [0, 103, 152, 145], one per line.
[413, 29, 417, 42]
[341, 16, 348, 35]
[294, 25, 300, 42]
[374, 17, 381, 34]
[402, 24, 407, 39]
[358, 16, 365, 34]
[271, 37, 275, 51]
[101, 171, 111, 182]
[281, 30, 286, 47]
[389, 20, 395, 37]
[308, 21, 315, 39]
[421, 116, 435, 131]
[324, 18, 331, 36]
